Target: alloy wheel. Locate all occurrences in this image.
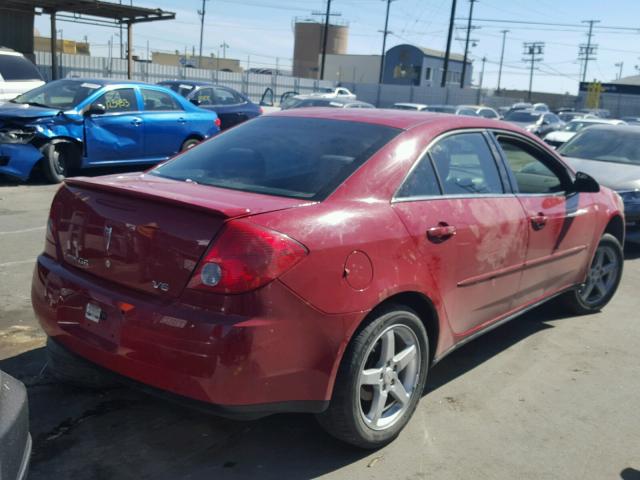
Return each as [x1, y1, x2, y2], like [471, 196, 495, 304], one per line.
[357, 324, 421, 431]
[579, 244, 619, 306]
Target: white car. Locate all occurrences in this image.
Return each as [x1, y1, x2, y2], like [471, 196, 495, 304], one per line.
[393, 103, 429, 111]
[0, 49, 45, 103]
[543, 118, 627, 148]
[305, 87, 356, 100]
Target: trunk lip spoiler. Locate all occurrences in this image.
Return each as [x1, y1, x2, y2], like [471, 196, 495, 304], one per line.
[63, 177, 281, 219]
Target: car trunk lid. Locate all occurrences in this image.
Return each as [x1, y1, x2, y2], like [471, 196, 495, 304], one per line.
[53, 173, 311, 298]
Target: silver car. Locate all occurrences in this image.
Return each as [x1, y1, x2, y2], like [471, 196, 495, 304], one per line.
[559, 125, 640, 243]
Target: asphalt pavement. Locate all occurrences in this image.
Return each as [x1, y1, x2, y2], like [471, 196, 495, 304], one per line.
[1, 178, 639, 480]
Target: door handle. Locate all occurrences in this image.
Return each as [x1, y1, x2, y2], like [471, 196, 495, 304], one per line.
[530, 213, 548, 231]
[177, 117, 187, 124]
[131, 118, 143, 126]
[427, 222, 457, 243]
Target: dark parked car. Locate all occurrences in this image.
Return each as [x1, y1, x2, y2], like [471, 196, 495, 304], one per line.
[0, 370, 31, 480]
[504, 109, 564, 137]
[34, 110, 623, 449]
[559, 124, 640, 243]
[280, 97, 374, 110]
[158, 80, 261, 130]
[0, 79, 220, 183]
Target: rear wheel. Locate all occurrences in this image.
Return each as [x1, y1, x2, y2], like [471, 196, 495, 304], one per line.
[180, 138, 200, 151]
[316, 305, 429, 449]
[563, 233, 623, 314]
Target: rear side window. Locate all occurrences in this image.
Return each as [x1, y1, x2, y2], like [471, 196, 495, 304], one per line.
[151, 116, 400, 200]
[214, 87, 243, 105]
[194, 87, 215, 105]
[141, 88, 182, 111]
[396, 155, 441, 198]
[0, 54, 43, 81]
[430, 133, 504, 195]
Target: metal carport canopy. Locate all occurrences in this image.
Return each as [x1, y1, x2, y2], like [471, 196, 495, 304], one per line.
[3, 0, 176, 79]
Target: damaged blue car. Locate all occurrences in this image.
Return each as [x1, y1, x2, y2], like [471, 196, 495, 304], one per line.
[0, 79, 221, 183]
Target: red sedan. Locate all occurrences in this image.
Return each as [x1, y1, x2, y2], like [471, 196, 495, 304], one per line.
[32, 109, 624, 448]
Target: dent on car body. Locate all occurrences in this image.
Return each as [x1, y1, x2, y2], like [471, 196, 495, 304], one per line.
[0, 108, 82, 180]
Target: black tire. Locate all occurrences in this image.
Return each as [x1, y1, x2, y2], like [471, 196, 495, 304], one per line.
[46, 338, 118, 390]
[180, 138, 200, 151]
[316, 304, 429, 449]
[562, 233, 623, 315]
[41, 142, 77, 184]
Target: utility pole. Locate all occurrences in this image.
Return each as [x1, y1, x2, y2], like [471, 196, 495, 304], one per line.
[198, 0, 208, 67]
[477, 55, 486, 104]
[441, 0, 457, 87]
[320, 0, 332, 80]
[119, 0, 124, 59]
[220, 41, 229, 58]
[497, 29, 508, 92]
[579, 20, 600, 82]
[615, 61, 623, 80]
[378, 0, 396, 84]
[460, 0, 477, 88]
[523, 42, 544, 102]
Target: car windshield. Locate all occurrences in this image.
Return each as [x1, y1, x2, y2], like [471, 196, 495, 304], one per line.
[558, 128, 640, 165]
[505, 111, 540, 122]
[151, 116, 400, 200]
[11, 79, 103, 109]
[426, 106, 456, 113]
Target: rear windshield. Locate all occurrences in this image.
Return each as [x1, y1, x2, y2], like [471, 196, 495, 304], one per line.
[151, 116, 400, 200]
[0, 54, 43, 81]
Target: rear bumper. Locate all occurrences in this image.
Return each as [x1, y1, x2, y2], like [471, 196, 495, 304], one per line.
[32, 254, 360, 412]
[0, 142, 42, 181]
[0, 371, 31, 480]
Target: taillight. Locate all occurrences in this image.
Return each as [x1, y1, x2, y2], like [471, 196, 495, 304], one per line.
[44, 209, 58, 259]
[259, 106, 264, 114]
[187, 221, 307, 294]
[214, 117, 221, 128]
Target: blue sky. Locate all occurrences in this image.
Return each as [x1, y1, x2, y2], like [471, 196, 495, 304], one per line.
[35, 0, 640, 94]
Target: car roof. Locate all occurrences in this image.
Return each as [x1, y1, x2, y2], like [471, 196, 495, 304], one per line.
[57, 78, 154, 87]
[272, 107, 525, 131]
[579, 124, 640, 133]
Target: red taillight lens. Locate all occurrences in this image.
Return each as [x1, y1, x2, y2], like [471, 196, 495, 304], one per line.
[259, 106, 264, 114]
[214, 117, 221, 128]
[187, 221, 307, 294]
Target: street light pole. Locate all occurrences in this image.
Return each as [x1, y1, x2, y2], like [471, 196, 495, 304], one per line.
[378, 0, 395, 84]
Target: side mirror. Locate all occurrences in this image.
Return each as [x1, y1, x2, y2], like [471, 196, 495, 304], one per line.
[190, 98, 201, 106]
[85, 103, 106, 116]
[571, 171, 600, 193]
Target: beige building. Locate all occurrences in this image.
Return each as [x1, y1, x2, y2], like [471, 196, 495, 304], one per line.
[293, 21, 348, 79]
[321, 53, 381, 83]
[152, 51, 242, 73]
[34, 36, 90, 55]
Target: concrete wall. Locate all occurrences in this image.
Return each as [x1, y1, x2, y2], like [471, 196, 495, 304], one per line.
[293, 22, 348, 79]
[320, 54, 380, 83]
[151, 52, 242, 73]
[340, 82, 517, 108]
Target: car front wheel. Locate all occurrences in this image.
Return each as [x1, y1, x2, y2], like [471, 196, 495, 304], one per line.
[317, 304, 429, 449]
[41, 142, 76, 183]
[563, 233, 624, 314]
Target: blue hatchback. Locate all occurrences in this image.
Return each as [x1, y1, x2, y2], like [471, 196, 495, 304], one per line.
[0, 79, 220, 183]
[157, 81, 261, 130]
